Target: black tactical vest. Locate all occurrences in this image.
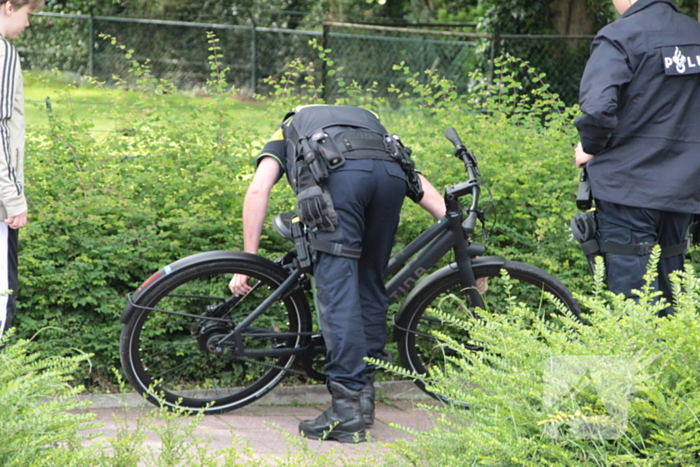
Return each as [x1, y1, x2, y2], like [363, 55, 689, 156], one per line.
[283, 106, 392, 173]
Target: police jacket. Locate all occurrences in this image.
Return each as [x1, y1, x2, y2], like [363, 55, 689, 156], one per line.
[575, 0, 700, 213]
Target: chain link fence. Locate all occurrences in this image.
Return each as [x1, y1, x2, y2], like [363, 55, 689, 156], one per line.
[15, 13, 593, 105]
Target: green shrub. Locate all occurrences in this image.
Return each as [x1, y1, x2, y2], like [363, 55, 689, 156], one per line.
[381, 253, 700, 466]
[0, 336, 100, 466]
[0, 341, 383, 466]
[19, 38, 277, 389]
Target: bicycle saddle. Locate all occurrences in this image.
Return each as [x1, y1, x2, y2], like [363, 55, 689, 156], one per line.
[273, 212, 296, 242]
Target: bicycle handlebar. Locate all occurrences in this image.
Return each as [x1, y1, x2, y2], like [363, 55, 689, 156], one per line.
[443, 128, 483, 236]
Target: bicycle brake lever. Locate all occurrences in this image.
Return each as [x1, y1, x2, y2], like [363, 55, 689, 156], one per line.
[466, 150, 481, 177]
[477, 211, 489, 243]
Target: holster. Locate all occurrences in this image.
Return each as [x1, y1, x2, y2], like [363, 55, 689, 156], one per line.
[290, 216, 362, 272]
[290, 217, 313, 272]
[576, 169, 592, 211]
[571, 211, 599, 274]
[315, 130, 346, 170]
[387, 135, 424, 203]
[571, 210, 689, 275]
[301, 137, 329, 185]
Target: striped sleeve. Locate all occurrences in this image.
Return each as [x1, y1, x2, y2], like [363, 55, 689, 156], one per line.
[0, 39, 24, 215]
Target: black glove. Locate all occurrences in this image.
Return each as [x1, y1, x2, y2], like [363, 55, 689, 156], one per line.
[296, 185, 338, 232]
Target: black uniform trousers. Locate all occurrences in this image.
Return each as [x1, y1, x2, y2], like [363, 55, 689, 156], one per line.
[313, 159, 407, 391]
[596, 199, 693, 316]
[0, 223, 18, 337]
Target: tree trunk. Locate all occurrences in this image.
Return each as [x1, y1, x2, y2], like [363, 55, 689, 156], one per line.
[550, 0, 596, 35]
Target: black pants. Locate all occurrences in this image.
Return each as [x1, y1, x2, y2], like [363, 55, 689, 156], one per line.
[0, 223, 18, 337]
[313, 159, 407, 391]
[596, 199, 693, 316]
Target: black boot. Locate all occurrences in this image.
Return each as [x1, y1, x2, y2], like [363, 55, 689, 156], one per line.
[361, 369, 376, 426]
[299, 381, 366, 443]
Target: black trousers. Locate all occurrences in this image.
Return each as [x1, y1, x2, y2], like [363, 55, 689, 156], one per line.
[313, 159, 407, 391]
[0, 223, 18, 336]
[596, 199, 693, 316]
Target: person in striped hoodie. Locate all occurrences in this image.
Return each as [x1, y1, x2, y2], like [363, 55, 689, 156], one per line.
[0, 0, 43, 339]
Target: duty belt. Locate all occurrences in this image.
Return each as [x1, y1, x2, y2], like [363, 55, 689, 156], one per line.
[318, 130, 395, 162]
[571, 211, 688, 275]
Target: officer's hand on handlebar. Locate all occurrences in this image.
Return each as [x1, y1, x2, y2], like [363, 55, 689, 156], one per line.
[229, 274, 252, 296]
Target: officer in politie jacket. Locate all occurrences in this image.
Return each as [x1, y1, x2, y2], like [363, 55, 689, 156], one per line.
[229, 105, 446, 443]
[574, 0, 700, 315]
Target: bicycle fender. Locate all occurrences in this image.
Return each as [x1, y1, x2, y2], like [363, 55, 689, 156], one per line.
[121, 251, 280, 324]
[393, 255, 505, 340]
[468, 255, 506, 268]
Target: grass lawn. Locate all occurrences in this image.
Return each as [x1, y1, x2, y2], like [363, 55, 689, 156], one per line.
[23, 69, 270, 136]
[22, 70, 417, 139]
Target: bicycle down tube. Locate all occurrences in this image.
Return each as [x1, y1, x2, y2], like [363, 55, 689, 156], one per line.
[385, 180, 486, 308]
[384, 215, 486, 307]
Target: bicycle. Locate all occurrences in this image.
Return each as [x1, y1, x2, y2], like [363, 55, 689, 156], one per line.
[119, 128, 581, 415]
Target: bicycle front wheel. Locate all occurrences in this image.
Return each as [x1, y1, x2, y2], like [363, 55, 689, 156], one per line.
[120, 253, 311, 414]
[395, 260, 580, 400]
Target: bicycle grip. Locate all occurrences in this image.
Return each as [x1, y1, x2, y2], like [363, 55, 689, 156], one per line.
[444, 127, 464, 150]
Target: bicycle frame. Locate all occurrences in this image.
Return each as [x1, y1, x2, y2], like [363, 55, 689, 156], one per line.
[385, 184, 484, 308]
[386, 128, 485, 308]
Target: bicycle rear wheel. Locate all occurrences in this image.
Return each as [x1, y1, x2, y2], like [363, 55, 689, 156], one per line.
[395, 260, 580, 401]
[120, 253, 311, 414]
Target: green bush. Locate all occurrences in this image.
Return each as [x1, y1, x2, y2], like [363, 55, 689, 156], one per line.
[17, 39, 587, 390]
[0, 336, 99, 466]
[381, 254, 700, 465]
[0, 339, 383, 466]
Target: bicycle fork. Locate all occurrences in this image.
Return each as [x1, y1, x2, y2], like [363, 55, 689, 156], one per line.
[448, 211, 486, 310]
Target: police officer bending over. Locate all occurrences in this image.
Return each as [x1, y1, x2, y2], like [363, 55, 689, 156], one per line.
[574, 0, 700, 316]
[229, 105, 445, 443]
